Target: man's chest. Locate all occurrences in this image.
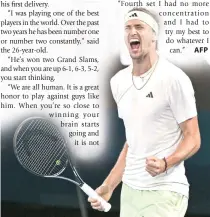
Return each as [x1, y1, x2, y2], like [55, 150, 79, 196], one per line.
[117, 82, 169, 124]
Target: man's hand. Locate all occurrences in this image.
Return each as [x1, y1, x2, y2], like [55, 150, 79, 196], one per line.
[88, 184, 113, 211]
[146, 156, 166, 177]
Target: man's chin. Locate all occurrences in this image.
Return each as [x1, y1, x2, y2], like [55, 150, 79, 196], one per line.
[130, 52, 142, 59]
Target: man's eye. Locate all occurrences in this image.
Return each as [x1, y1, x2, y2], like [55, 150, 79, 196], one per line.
[136, 26, 143, 29]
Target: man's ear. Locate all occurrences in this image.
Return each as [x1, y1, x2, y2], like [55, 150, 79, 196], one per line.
[152, 32, 157, 42]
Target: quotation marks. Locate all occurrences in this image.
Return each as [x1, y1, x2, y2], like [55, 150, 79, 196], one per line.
[81, 38, 84, 45]
[181, 47, 185, 53]
[8, 10, 12, 16]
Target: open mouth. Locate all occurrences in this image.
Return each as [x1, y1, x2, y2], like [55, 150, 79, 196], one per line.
[130, 39, 140, 51]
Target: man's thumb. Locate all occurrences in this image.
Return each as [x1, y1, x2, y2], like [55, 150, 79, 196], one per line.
[97, 185, 109, 195]
[146, 156, 157, 162]
[96, 186, 103, 194]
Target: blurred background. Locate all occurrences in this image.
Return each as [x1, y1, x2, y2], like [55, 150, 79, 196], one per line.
[2, 58, 210, 217]
[1, 1, 210, 216]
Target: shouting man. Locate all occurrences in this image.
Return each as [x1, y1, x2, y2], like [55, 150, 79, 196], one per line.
[89, 7, 201, 217]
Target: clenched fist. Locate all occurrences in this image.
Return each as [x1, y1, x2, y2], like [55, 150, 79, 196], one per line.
[146, 156, 167, 177]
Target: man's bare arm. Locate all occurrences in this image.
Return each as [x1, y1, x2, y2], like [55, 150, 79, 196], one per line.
[166, 116, 201, 169]
[146, 116, 201, 176]
[88, 142, 128, 210]
[103, 142, 128, 191]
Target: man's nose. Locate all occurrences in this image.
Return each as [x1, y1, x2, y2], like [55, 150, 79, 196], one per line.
[130, 27, 137, 36]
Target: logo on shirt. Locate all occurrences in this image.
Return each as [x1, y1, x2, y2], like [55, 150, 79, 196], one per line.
[146, 92, 153, 98]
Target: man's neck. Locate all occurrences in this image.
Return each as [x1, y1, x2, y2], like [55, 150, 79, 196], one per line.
[132, 52, 158, 76]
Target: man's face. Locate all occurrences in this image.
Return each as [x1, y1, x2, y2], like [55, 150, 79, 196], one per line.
[124, 19, 156, 59]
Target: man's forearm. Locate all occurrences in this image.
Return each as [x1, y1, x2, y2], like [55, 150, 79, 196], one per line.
[166, 132, 200, 169]
[103, 142, 128, 191]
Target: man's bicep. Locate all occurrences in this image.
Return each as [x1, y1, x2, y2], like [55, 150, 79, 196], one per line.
[179, 117, 201, 148]
[179, 116, 199, 135]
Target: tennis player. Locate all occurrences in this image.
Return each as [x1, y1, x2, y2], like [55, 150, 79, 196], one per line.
[88, 8, 201, 217]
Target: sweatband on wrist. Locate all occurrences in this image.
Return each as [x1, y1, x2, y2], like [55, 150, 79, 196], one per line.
[163, 157, 168, 174]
